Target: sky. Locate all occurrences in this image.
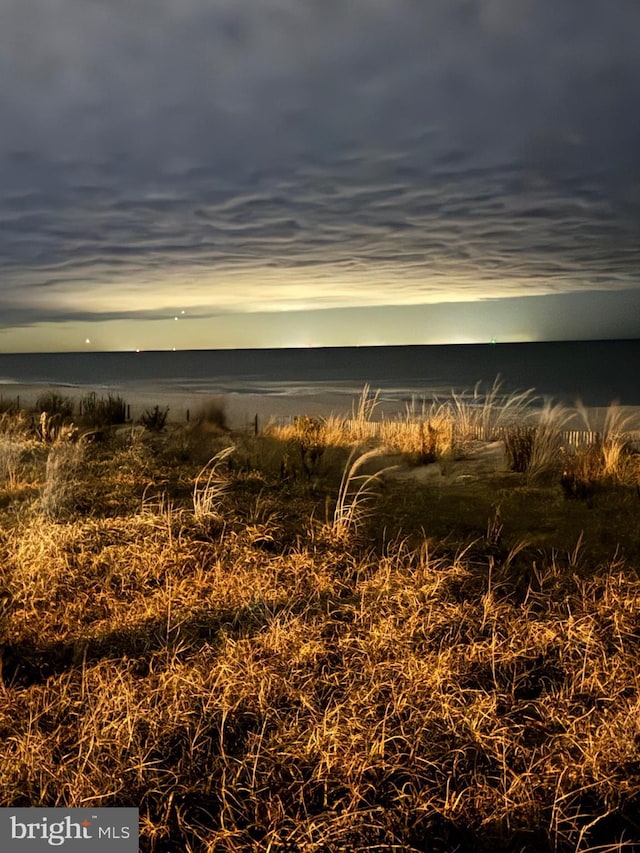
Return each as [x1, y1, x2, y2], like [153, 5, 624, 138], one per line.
[1, 0, 640, 352]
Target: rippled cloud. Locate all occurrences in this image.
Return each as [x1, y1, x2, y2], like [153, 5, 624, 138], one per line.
[1, 0, 639, 344]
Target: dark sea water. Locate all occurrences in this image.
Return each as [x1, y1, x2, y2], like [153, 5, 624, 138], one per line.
[1, 340, 639, 407]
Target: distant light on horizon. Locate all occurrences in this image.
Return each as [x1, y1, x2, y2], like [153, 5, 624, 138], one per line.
[2, 288, 639, 353]
[1, 2, 640, 351]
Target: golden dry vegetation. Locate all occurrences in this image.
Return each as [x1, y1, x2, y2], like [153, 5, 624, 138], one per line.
[1, 388, 640, 852]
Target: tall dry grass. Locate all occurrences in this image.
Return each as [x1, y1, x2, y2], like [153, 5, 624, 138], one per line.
[328, 446, 395, 541]
[269, 379, 540, 465]
[448, 376, 537, 445]
[0, 436, 26, 490]
[1, 507, 638, 851]
[576, 402, 640, 483]
[523, 402, 574, 482]
[0, 390, 639, 851]
[271, 386, 640, 499]
[192, 445, 235, 520]
[40, 440, 86, 520]
[0, 412, 38, 490]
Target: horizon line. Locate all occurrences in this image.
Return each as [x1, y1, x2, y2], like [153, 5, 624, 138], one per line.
[1, 336, 640, 357]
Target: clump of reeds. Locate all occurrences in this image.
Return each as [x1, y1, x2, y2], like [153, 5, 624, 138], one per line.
[558, 403, 640, 498]
[395, 397, 454, 461]
[288, 415, 325, 479]
[79, 392, 127, 427]
[36, 411, 79, 444]
[34, 392, 75, 420]
[327, 445, 395, 542]
[0, 435, 25, 490]
[503, 424, 537, 473]
[192, 444, 235, 520]
[40, 440, 86, 520]
[350, 382, 380, 435]
[502, 401, 573, 482]
[0, 412, 37, 489]
[449, 376, 537, 446]
[584, 402, 640, 482]
[560, 444, 603, 501]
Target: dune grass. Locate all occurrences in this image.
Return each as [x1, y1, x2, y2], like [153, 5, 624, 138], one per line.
[0, 389, 639, 851]
[268, 379, 542, 465]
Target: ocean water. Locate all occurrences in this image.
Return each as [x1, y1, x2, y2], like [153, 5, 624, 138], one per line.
[0, 340, 639, 407]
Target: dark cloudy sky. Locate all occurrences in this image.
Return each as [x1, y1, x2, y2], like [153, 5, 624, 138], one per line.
[2, 0, 640, 351]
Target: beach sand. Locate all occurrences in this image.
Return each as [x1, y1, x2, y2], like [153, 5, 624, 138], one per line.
[0, 383, 401, 431]
[2, 382, 640, 434]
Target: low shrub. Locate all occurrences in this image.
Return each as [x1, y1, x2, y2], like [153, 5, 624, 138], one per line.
[141, 405, 169, 432]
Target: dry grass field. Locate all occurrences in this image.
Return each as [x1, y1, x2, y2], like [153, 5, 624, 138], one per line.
[1, 387, 640, 852]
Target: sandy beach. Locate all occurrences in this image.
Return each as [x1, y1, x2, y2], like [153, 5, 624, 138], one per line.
[2, 381, 640, 435]
[0, 382, 414, 431]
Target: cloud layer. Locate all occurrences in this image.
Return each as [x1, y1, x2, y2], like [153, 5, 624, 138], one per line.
[1, 0, 639, 341]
